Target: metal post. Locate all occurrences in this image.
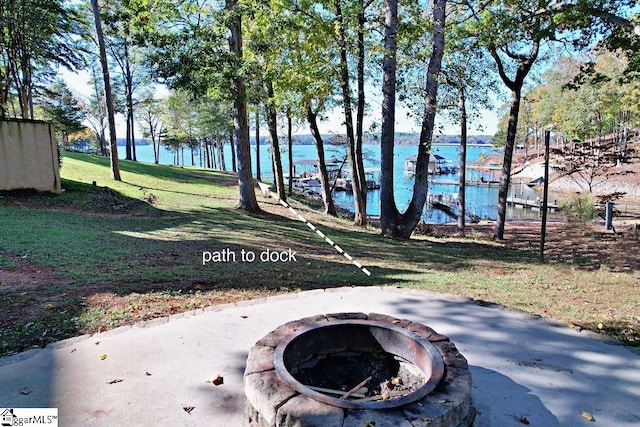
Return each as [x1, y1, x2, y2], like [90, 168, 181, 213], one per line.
[605, 202, 614, 230]
[540, 130, 551, 261]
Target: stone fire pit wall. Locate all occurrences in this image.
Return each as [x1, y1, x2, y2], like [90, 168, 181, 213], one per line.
[244, 312, 475, 427]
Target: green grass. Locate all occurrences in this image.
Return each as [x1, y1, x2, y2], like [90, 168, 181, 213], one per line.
[0, 150, 639, 356]
[0, 256, 14, 269]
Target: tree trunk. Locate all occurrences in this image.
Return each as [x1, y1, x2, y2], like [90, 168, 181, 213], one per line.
[218, 139, 226, 171]
[489, 39, 539, 240]
[457, 89, 467, 234]
[288, 110, 293, 195]
[91, 0, 120, 181]
[380, 0, 446, 239]
[125, 115, 132, 160]
[380, 0, 400, 235]
[204, 138, 210, 168]
[307, 106, 337, 216]
[334, 0, 366, 226]
[99, 126, 107, 157]
[212, 139, 218, 169]
[18, 66, 30, 119]
[154, 132, 160, 164]
[147, 112, 160, 164]
[266, 81, 286, 201]
[494, 89, 521, 239]
[91, 73, 108, 157]
[355, 0, 367, 210]
[227, 0, 260, 212]
[122, 26, 135, 161]
[230, 130, 237, 172]
[255, 108, 261, 180]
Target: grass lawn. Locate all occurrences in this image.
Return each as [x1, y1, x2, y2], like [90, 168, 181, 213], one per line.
[0, 151, 639, 357]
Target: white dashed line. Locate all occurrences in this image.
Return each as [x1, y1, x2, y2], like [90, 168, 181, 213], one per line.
[265, 189, 371, 277]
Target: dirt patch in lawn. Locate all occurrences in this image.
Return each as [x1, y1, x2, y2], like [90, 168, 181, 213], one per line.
[0, 258, 60, 289]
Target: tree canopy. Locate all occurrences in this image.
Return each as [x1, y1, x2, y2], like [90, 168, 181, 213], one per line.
[2, 0, 639, 233]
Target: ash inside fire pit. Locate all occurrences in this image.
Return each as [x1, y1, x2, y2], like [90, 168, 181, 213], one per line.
[275, 320, 443, 409]
[291, 349, 427, 399]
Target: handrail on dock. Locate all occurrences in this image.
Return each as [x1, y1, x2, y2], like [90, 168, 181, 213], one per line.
[507, 196, 560, 211]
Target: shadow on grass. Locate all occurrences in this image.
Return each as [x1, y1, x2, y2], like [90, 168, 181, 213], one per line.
[1, 178, 157, 216]
[2, 172, 639, 356]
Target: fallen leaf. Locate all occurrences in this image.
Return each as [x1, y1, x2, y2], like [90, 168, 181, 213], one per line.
[107, 379, 123, 384]
[568, 323, 576, 329]
[183, 406, 195, 414]
[70, 348, 77, 353]
[212, 375, 224, 386]
[20, 387, 31, 395]
[519, 416, 530, 425]
[98, 325, 108, 333]
[99, 353, 107, 360]
[240, 315, 248, 319]
[582, 411, 594, 422]
[145, 371, 152, 376]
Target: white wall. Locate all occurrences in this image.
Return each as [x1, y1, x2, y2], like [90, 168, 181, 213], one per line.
[0, 119, 61, 194]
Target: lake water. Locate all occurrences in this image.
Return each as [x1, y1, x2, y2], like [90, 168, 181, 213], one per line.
[122, 142, 555, 223]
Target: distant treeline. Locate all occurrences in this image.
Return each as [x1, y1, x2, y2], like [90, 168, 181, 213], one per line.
[117, 134, 493, 147]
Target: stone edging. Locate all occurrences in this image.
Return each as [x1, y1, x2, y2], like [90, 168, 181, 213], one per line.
[244, 312, 475, 427]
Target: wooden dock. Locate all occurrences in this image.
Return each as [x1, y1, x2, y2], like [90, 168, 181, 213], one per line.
[428, 194, 482, 222]
[507, 196, 560, 211]
[429, 179, 501, 187]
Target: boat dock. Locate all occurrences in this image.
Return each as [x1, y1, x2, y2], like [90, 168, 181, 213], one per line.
[430, 179, 500, 186]
[507, 196, 560, 211]
[428, 194, 482, 222]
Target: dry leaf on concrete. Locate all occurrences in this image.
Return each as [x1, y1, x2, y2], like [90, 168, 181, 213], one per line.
[582, 411, 594, 422]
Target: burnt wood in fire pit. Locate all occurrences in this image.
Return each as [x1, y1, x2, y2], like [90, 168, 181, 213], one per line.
[244, 313, 475, 427]
[274, 319, 443, 409]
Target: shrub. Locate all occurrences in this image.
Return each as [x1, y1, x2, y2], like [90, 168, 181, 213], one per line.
[558, 193, 597, 222]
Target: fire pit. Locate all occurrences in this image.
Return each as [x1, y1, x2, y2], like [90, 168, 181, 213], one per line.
[244, 313, 474, 426]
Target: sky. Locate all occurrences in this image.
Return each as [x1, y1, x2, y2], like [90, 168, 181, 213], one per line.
[61, 68, 499, 139]
[313, 96, 499, 136]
